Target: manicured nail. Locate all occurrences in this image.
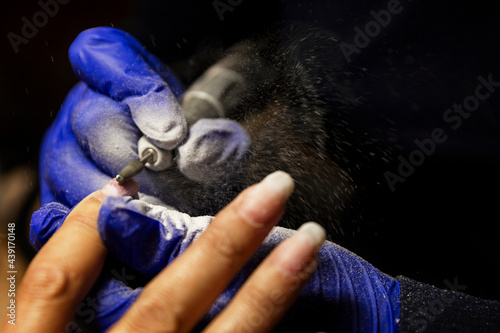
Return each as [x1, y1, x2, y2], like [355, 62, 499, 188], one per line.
[296, 222, 326, 251]
[96, 178, 140, 201]
[275, 222, 326, 276]
[238, 171, 295, 227]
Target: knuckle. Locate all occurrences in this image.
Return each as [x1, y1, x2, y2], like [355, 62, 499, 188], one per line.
[236, 285, 280, 331]
[203, 225, 246, 265]
[129, 296, 182, 333]
[23, 263, 69, 300]
[241, 284, 269, 307]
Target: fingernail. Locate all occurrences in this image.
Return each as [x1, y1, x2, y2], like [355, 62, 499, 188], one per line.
[275, 222, 326, 276]
[238, 171, 294, 227]
[95, 178, 140, 201]
[296, 222, 326, 251]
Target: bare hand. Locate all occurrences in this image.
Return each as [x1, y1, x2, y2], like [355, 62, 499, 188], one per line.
[2, 172, 325, 332]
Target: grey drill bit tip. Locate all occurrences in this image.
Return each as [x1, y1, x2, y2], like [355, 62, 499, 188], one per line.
[115, 149, 157, 184]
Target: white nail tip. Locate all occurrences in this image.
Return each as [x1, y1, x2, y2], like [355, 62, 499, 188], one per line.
[261, 171, 295, 197]
[297, 222, 326, 248]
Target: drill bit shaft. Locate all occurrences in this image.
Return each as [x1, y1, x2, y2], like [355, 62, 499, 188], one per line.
[115, 150, 156, 184]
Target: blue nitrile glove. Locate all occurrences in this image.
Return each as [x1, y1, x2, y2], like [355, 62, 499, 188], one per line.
[40, 27, 250, 209]
[31, 197, 400, 332]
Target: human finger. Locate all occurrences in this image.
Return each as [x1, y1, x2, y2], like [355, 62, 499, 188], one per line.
[5, 179, 138, 332]
[108, 171, 294, 333]
[205, 222, 325, 333]
[30, 199, 146, 333]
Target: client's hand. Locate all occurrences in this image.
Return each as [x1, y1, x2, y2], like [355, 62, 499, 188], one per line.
[6, 172, 324, 333]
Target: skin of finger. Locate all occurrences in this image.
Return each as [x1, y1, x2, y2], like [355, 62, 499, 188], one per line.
[1, 192, 107, 332]
[108, 184, 286, 333]
[203, 235, 319, 333]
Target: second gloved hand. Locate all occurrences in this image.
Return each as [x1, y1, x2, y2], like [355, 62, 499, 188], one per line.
[97, 196, 401, 332]
[32, 192, 400, 332]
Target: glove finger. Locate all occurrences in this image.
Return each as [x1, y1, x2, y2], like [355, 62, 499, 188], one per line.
[30, 202, 70, 250]
[69, 27, 187, 150]
[98, 196, 211, 279]
[177, 118, 251, 183]
[143, 51, 184, 99]
[69, 86, 141, 179]
[76, 272, 142, 332]
[40, 82, 112, 207]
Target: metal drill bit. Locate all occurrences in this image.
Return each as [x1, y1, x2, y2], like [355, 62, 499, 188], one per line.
[115, 149, 157, 184]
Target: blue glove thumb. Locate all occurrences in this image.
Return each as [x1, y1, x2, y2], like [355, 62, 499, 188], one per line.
[177, 118, 251, 184]
[97, 196, 211, 279]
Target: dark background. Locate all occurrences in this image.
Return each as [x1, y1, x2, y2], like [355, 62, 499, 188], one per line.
[1, 0, 500, 306]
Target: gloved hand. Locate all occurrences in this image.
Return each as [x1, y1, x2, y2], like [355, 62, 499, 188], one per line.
[40, 27, 250, 210]
[31, 195, 400, 332]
